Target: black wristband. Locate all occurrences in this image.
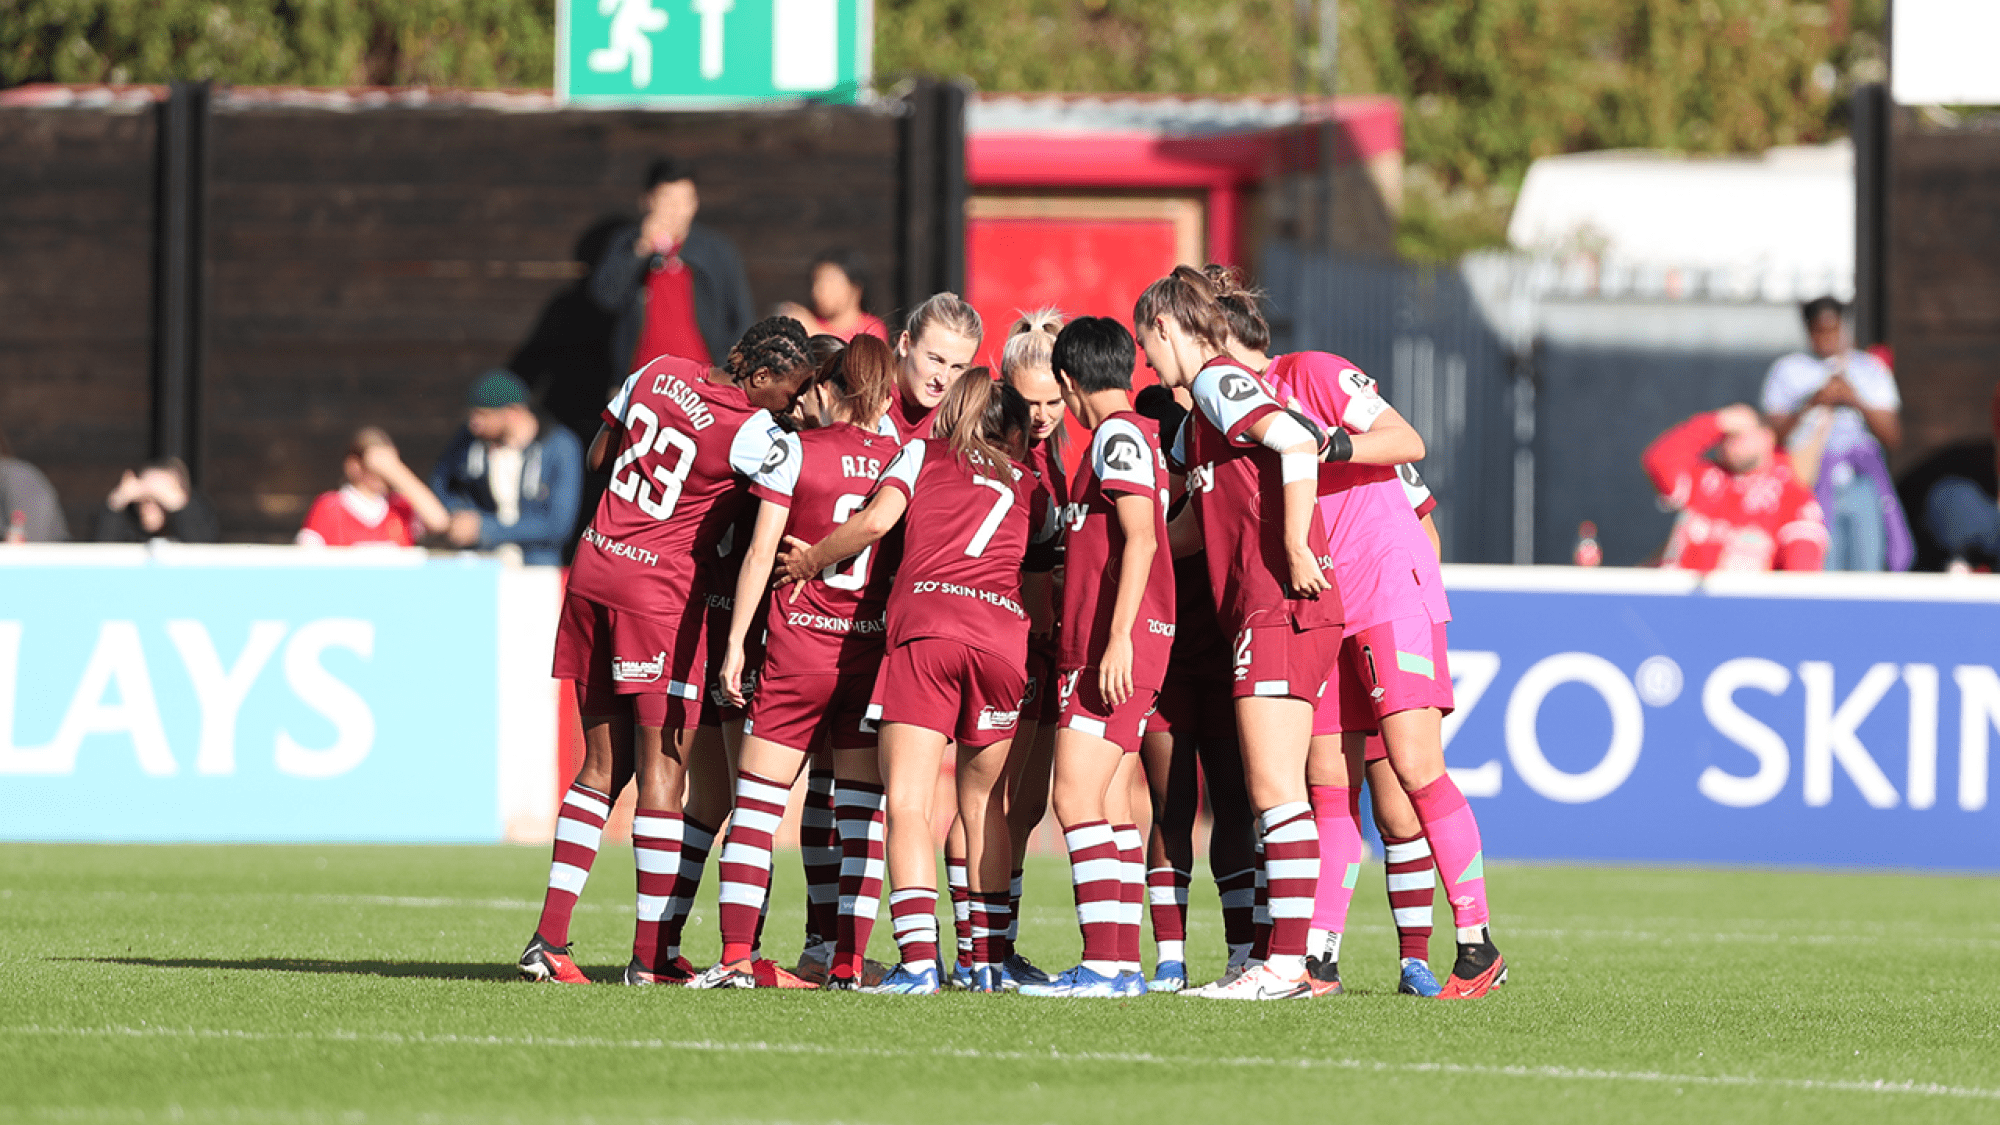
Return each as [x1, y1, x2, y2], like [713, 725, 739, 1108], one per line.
[1322, 428, 1354, 463]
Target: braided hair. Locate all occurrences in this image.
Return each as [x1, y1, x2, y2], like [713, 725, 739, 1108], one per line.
[723, 316, 816, 385]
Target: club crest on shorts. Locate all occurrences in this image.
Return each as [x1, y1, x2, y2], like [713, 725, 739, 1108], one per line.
[612, 651, 666, 683]
[976, 706, 1020, 731]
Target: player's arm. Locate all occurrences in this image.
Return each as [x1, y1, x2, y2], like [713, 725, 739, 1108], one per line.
[1420, 512, 1441, 560]
[776, 488, 906, 588]
[1343, 403, 1425, 466]
[1241, 409, 1331, 598]
[1099, 492, 1157, 707]
[586, 424, 613, 473]
[720, 499, 790, 706]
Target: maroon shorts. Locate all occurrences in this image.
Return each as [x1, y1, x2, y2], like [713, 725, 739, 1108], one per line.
[1054, 667, 1158, 754]
[1230, 623, 1341, 703]
[550, 591, 703, 730]
[1145, 669, 1240, 746]
[875, 638, 1029, 748]
[1021, 643, 1061, 726]
[698, 594, 767, 728]
[1363, 733, 1388, 762]
[1314, 617, 1455, 736]
[744, 671, 878, 753]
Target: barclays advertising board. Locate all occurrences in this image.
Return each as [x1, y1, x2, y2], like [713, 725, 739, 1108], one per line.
[1438, 567, 2000, 871]
[0, 547, 502, 842]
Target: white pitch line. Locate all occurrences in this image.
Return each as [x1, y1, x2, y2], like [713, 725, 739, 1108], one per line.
[3, 1025, 1994, 1102]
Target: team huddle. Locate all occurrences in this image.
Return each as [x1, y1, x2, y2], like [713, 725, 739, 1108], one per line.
[518, 264, 1505, 1001]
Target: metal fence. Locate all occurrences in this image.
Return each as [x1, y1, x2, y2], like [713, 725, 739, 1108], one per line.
[1262, 243, 1524, 564]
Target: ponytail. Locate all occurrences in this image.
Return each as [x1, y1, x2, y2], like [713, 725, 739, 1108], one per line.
[1133, 265, 1229, 350]
[1000, 308, 1063, 382]
[816, 333, 896, 429]
[1202, 263, 1271, 352]
[933, 369, 1027, 475]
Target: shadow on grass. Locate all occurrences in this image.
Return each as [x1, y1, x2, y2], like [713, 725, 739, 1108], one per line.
[66, 957, 590, 983]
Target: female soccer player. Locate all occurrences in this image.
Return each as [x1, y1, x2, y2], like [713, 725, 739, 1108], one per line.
[689, 336, 902, 990]
[1017, 316, 1176, 999]
[1195, 274, 1501, 999]
[1131, 387, 1260, 993]
[887, 293, 982, 441]
[776, 372, 1045, 994]
[1134, 266, 1341, 1001]
[945, 310, 1068, 988]
[519, 317, 816, 986]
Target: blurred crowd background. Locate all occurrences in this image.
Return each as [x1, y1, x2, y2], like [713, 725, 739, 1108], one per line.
[2, 0, 1995, 574]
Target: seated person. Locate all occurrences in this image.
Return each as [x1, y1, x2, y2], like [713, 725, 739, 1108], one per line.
[1642, 404, 1827, 572]
[1923, 380, 2000, 574]
[776, 249, 888, 342]
[0, 439, 68, 542]
[94, 458, 219, 543]
[428, 369, 583, 566]
[297, 427, 450, 548]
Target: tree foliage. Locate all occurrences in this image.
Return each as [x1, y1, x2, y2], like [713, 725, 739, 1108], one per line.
[3, 0, 1887, 258]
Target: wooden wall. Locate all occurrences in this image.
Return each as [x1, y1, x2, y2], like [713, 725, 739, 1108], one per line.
[1, 95, 929, 541]
[0, 107, 158, 539]
[1889, 118, 2000, 469]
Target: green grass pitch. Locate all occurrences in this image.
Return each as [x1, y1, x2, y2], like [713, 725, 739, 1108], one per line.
[2, 845, 1997, 1124]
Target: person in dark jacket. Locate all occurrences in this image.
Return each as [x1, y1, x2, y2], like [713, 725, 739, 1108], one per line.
[590, 156, 755, 377]
[428, 370, 584, 566]
[94, 457, 219, 543]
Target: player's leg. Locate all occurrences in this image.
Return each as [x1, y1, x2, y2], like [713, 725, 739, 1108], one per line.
[1376, 621, 1501, 998]
[795, 750, 842, 981]
[1196, 626, 1336, 1000]
[1019, 718, 1125, 998]
[1194, 725, 1258, 980]
[1368, 753, 1441, 997]
[956, 733, 1017, 991]
[942, 815, 972, 987]
[521, 692, 633, 983]
[629, 696, 696, 983]
[1105, 751, 1148, 996]
[691, 732, 811, 988]
[828, 741, 887, 989]
[1139, 723, 1194, 992]
[524, 595, 633, 982]
[999, 716, 1056, 984]
[1302, 729, 1367, 995]
[826, 674, 888, 988]
[871, 720, 950, 993]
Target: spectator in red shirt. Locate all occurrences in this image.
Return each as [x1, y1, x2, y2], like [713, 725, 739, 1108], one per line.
[590, 157, 755, 375]
[777, 249, 889, 343]
[297, 428, 450, 548]
[1643, 404, 1828, 572]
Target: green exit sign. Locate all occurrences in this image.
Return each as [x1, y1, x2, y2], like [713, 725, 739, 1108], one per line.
[558, 0, 873, 107]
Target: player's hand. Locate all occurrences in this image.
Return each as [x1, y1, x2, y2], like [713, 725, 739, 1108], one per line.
[1287, 545, 1330, 599]
[447, 510, 482, 547]
[775, 535, 822, 601]
[1099, 634, 1136, 707]
[719, 645, 747, 708]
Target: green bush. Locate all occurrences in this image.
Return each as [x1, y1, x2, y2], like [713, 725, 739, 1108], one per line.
[3, 0, 1886, 258]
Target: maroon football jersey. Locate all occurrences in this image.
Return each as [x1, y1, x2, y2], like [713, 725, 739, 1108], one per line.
[750, 421, 901, 676]
[873, 439, 1040, 665]
[1172, 356, 1343, 634]
[886, 383, 938, 443]
[568, 356, 784, 620]
[1058, 411, 1176, 689]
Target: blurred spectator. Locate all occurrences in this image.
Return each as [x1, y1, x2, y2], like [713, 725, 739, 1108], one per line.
[590, 156, 754, 374]
[428, 370, 583, 566]
[297, 428, 451, 548]
[95, 458, 218, 543]
[0, 430, 68, 542]
[1761, 297, 1912, 571]
[776, 249, 888, 342]
[1922, 382, 2000, 574]
[1642, 405, 1827, 572]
